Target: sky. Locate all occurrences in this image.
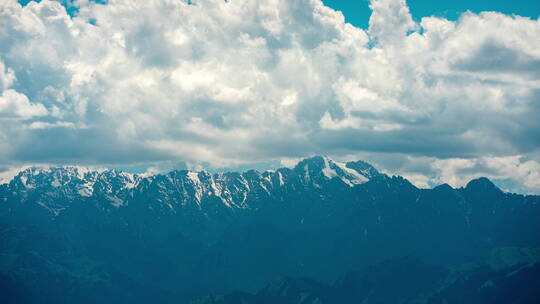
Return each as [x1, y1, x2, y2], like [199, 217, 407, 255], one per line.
[323, 0, 540, 28]
[0, 0, 539, 193]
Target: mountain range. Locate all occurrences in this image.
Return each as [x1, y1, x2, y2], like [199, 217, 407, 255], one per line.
[1, 156, 539, 303]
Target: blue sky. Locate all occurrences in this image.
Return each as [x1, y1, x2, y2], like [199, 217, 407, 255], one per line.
[2, 0, 540, 193]
[17, 0, 107, 16]
[323, 0, 540, 28]
[20, 0, 540, 24]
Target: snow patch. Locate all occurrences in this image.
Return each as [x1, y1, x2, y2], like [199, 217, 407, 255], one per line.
[240, 174, 250, 191]
[210, 176, 222, 196]
[187, 171, 203, 203]
[19, 175, 35, 189]
[321, 156, 338, 179]
[77, 185, 93, 197]
[36, 201, 63, 216]
[119, 172, 137, 189]
[335, 162, 369, 185]
[51, 177, 61, 187]
[187, 171, 200, 184]
[303, 164, 310, 181]
[107, 195, 125, 207]
[277, 171, 284, 186]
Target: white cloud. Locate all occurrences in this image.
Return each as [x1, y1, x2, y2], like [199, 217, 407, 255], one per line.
[0, 165, 30, 184]
[0, 61, 48, 120]
[374, 155, 540, 194]
[0, 89, 48, 119]
[368, 0, 417, 46]
[26, 121, 77, 129]
[400, 173, 431, 189]
[0, 0, 539, 192]
[0, 61, 15, 91]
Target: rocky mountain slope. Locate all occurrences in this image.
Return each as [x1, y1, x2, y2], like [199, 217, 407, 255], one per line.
[1, 156, 539, 303]
[191, 248, 540, 304]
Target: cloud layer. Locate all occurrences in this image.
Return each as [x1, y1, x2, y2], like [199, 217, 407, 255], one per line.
[0, 0, 539, 192]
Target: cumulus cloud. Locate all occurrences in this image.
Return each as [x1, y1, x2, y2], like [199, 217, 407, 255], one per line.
[0, 0, 539, 193]
[401, 155, 540, 194]
[0, 62, 47, 119]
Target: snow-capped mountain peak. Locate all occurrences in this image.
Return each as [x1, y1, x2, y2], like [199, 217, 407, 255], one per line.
[2, 156, 382, 216]
[293, 155, 377, 186]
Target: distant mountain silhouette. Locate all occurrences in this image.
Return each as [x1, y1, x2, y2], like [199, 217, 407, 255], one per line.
[192, 248, 540, 304]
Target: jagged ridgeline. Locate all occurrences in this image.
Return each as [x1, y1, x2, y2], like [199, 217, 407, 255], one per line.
[1, 156, 539, 303]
